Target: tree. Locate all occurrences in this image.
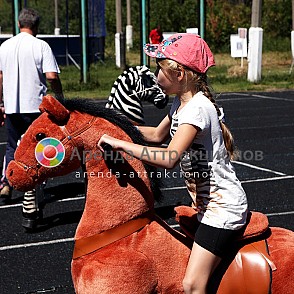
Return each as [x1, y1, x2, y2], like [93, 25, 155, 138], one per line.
[0, 0, 292, 52]
[0, 0, 12, 33]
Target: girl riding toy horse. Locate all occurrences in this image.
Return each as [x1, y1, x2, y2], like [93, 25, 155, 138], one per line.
[6, 95, 294, 293]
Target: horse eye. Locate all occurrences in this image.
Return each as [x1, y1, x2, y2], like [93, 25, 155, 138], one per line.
[36, 133, 46, 141]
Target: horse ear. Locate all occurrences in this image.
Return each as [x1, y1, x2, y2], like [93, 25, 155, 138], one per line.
[39, 95, 70, 122]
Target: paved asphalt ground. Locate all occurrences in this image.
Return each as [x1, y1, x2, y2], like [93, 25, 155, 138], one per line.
[0, 91, 293, 293]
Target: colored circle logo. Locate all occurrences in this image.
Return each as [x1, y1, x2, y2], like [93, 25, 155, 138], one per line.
[35, 137, 65, 168]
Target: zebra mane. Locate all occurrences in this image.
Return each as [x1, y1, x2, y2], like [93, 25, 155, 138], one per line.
[62, 98, 163, 202]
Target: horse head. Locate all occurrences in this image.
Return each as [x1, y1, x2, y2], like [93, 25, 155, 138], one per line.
[6, 95, 83, 191]
[7, 94, 162, 232]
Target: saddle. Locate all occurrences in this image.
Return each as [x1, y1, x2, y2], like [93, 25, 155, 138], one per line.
[174, 206, 277, 294]
[73, 207, 276, 293]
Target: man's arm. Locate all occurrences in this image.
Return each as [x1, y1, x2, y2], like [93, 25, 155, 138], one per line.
[0, 71, 3, 105]
[45, 72, 64, 101]
[0, 71, 5, 126]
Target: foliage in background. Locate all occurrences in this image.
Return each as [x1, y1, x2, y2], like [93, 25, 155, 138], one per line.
[105, 0, 293, 52]
[0, 0, 293, 52]
[205, 0, 252, 52]
[0, 0, 81, 34]
[263, 0, 292, 38]
[0, 0, 10, 33]
[0, 0, 293, 98]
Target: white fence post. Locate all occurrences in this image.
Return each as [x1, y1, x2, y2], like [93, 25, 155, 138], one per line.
[115, 33, 121, 68]
[126, 25, 133, 51]
[247, 27, 263, 82]
[290, 31, 294, 74]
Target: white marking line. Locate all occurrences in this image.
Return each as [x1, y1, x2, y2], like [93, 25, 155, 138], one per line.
[0, 237, 74, 251]
[1, 210, 294, 252]
[144, 92, 294, 104]
[220, 92, 294, 102]
[232, 161, 287, 176]
[0, 142, 6, 145]
[251, 94, 294, 102]
[163, 174, 294, 189]
[162, 186, 186, 191]
[143, 102, 172, 108]
[241, 175, 294, 183]
[266, 211, 294, 217]
[1, 173, 293, 210]
[0, 195, 85, 209]
[170, 224, 180, 229]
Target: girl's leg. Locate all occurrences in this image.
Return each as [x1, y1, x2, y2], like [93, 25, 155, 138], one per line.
[183, 242, 221, 294]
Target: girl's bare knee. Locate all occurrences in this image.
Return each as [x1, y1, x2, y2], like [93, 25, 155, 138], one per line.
[182, 278, 193, 293]
[182, 277, 205, 294]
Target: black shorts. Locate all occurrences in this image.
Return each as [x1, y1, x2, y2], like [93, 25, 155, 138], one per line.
[194, 221, 241, 258]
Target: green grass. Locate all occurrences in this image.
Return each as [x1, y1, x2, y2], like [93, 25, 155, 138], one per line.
[53, 51, 294, 100]
[209, 52, 294, 93]
[58, 60, 123, 99]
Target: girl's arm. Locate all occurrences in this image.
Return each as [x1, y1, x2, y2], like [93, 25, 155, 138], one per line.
[98, 123, 199, 169]
[137, 115, 171, 144]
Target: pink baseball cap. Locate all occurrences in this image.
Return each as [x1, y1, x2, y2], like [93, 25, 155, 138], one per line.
[144, 33, 215, 73]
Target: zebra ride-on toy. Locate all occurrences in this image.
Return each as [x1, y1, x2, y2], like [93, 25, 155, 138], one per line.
[106, 65, 169, 125]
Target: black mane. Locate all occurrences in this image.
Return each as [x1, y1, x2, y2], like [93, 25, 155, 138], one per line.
[62, 98, 162, 202]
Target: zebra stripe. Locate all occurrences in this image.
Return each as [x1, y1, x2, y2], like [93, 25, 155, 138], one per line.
[22, 189, 38, 214]
[106, 65, 168, 124]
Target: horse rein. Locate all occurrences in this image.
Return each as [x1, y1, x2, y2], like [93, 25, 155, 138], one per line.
[59, 116, 97, 147]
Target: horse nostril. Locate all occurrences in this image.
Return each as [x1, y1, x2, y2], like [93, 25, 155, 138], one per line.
[9, 170, 13, 176]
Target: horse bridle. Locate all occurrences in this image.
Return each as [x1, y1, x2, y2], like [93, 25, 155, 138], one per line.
[13, 116, 97, 182]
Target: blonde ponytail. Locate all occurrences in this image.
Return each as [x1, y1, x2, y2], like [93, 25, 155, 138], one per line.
[219, 121, 236, 159]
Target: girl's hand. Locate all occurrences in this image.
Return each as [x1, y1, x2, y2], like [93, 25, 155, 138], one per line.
[97, 134, 121, 152]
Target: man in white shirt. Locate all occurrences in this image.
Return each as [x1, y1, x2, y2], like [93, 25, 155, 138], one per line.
[0, 8, 63, 229]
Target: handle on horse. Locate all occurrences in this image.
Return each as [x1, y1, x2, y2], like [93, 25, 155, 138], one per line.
[101, 143, 124, 164]
[101, 143, 113, 152]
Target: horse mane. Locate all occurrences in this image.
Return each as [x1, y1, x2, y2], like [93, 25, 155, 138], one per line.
[62, 98, 163, 202]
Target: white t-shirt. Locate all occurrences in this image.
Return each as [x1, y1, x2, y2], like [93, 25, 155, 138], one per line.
[0, 32, 60, 113]
[170, 92, 248, 230]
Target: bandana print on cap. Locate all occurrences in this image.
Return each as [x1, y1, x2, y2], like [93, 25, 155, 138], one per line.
[161, 35, 182, 52]
[144, 44, 159, 57]
[144, 35, 183, 58]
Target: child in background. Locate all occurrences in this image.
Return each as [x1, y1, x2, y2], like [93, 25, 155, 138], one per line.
[98, 33, 248, 294]
[149, 25, 163, 44]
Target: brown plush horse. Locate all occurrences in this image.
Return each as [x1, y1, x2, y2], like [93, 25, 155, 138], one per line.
[6, 95, 294, 293]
